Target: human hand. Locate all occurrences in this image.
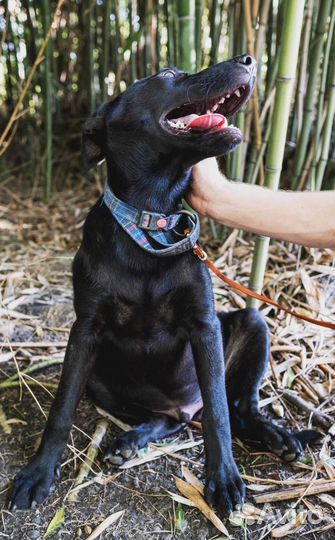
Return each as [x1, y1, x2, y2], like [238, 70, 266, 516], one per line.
[186, 158, 227, 216]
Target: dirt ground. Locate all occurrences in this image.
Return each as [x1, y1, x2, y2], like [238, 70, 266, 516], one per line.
[0, 182, 334, 539]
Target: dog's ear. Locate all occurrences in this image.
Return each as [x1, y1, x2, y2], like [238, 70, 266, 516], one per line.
[82, 115, 105, 169]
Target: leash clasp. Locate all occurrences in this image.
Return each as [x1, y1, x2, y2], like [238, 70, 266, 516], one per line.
[184, 228, 208, 261]
[194, 244, 208, 261]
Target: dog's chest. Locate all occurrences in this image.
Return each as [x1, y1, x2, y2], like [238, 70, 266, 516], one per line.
[102, 283, 198, 340]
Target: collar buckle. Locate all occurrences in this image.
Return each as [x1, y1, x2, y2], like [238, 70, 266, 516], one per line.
[138, 211, 168, 230]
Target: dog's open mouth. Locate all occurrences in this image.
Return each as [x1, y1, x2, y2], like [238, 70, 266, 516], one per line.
[162, 84, 249, 135]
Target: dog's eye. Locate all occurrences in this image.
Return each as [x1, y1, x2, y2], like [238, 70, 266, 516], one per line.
[161, 70, 176, 78]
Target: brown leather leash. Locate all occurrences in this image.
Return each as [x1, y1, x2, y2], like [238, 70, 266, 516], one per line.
[190, 238, 335, 331]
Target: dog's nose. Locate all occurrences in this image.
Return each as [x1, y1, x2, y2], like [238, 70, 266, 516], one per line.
[233, 54, 256, 70]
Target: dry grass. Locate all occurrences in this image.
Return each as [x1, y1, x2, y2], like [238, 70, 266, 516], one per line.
[0, 180, 334, 539]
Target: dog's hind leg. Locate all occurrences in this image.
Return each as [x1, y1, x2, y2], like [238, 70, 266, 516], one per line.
[219, 308, 321, 461]
[103, 415, 183, 465]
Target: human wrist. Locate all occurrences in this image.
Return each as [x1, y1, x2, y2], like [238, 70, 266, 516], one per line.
[204, 176, 231, 221]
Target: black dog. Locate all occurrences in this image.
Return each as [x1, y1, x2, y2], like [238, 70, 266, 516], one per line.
[10, 55, 319, 513]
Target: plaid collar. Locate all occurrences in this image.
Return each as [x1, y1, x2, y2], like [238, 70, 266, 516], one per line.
[103, 184, 200, 257]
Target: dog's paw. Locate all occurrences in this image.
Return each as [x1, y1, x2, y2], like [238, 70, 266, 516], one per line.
[9, 460, 61, 510]
[103, 431, 142, 466]
[205, 463, 245, 515]
[257, 421, 307, 462]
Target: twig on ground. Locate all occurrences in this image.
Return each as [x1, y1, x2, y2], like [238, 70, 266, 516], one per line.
[0, 358, 64, 387]
[0, 404, 12, 434]
[1, 341, 67, 348]
[67, 419, 108, 502]
[282, 389, 333, 429]
[254, 480, 335, 503]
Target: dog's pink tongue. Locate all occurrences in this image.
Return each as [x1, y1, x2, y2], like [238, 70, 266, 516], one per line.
[187, 113, 227, 131]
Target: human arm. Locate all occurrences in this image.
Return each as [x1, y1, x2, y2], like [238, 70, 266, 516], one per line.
[187, 158, 335, 249]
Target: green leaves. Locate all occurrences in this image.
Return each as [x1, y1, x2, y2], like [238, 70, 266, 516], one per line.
[44, 507, 65, 538]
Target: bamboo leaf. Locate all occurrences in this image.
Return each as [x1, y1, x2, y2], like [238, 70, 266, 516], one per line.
[181, 465, 204, 494]
[175, 503, 188, 532]
[86, 510, 125, 540]
[287, 367, 296, 389]
[166, 490, 196, 507]
[44, 507, 65, 538]
[175, 477, 230, 537]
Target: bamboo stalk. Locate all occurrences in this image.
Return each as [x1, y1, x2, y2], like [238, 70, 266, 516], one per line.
[209, 0, 224, 66]
[0, 0, 9, 57]
[177, 0, 194, 72]
[22, 0, 38, 68]
[296, 0, 314, 140]
[129, 0, 137, 82]
[102, 0, 112, 101]
[141, 0, 149, 74]
[6, 7, 20, 99]
[315, 46, 335, 191]
[147, 0, 158, 73]
[247, 0, 305, 307]
[242, 0, 263, 184]
[154, 0, 160, 71]
[230, 1, 246, 181]
[195, 0, 202, 70]
[233, 112, 246, 181]
[254, 0, 271, 73]
[165, 0, 175, 65]
[0, 0, 65, 156]
[114, 0, 122, 73]
[249, 118, 272, 185]
[292, 0, 332, 189]
[310, 18, 334, 189]
[225, 1, 236, 179]
[42, 0, 52, 201]
[209, 0, 218, 65]
[264, 1, 274, 93]
[88, 1, 96, 114]
[251, 0, 260, 23]
[227, 0, 234, 58]
[296, 137, 316, 191]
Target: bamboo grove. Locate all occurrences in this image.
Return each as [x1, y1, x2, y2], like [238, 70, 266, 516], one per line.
[1, 0, 334, 195]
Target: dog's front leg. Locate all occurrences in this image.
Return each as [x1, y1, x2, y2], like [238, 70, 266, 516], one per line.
[10, 319, 98, 510]
[191, 317, 245, 514]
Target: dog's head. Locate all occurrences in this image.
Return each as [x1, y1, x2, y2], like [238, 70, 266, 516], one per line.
[82, 55, 256, 170]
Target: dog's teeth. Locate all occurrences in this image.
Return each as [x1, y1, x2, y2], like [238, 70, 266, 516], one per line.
[219, 97, 225, 104]
[212, 103, 219, 111]
[234, 89, 241, 98]
[173, 120, 187, 129]
[226, 93, 230, 98]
